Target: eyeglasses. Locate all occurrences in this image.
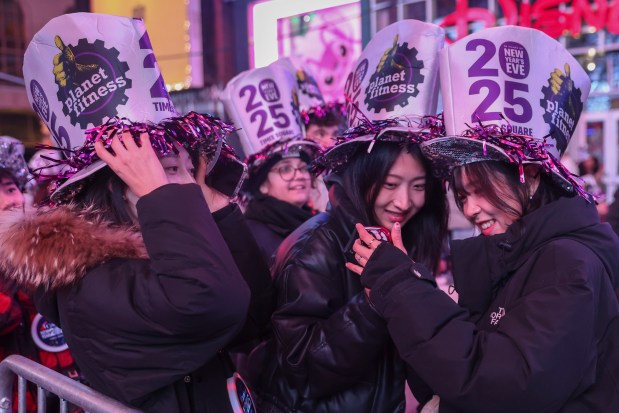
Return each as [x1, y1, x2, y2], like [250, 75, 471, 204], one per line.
[269, 164, 311, 181]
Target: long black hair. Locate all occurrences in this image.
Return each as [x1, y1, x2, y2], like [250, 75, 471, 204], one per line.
[450, 161, 567, 219]
[340, 140, 448, 272]
[70, 167, 134, 226]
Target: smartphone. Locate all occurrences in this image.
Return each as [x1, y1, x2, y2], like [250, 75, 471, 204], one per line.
[226, 372, 256, 413]
[205, 155, 247, 198]
[363, 226, 392, 244]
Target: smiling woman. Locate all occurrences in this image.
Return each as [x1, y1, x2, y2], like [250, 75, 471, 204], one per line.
[245, 128, 449, 413]
[373, 150, 427, 231]
[262, 157, 312, 207]
[243, 20, 450, 413]
[242, 139, 321, 265]
[346, 25, 619, 413]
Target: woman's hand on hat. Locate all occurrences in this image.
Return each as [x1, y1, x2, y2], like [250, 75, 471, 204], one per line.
[94, 132, 168, 197]
[346, 223, 407, 276]
[195, 157, 230, 212]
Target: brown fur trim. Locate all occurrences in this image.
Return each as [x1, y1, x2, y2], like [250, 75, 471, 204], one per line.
[0, 205, 147, 290]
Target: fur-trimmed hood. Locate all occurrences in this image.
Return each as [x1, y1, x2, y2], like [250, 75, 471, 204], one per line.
[0, 206, 148, 290]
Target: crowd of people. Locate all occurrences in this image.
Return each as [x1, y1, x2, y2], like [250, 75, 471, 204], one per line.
[0, 12, 617, 413]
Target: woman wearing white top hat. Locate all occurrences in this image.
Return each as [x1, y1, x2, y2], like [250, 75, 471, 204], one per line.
[222, 62, 322, 265]
[0, 13, 274, 413]
[244, 20, 449, 413]
[348, 26, 619, 413]
[272, 57, 348, 212]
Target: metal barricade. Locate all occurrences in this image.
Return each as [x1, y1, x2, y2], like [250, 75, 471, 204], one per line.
[0, 355, 142, 413]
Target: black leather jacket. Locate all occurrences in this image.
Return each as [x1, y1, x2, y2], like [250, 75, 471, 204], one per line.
[246, 182, 408, 413]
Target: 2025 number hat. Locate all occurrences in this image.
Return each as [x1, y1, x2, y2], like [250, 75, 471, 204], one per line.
[420, 25, 591, 199]
[221, 60, 321, 195]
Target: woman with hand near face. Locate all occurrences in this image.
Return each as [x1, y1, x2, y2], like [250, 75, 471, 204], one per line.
[244, 19, 449, 412]
[0, 115, 253, 413]
[347, 26, 619, 413]
[245, 119, 448, 413]
[350, 153, 619, 413]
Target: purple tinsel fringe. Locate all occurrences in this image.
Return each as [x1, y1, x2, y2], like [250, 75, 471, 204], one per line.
[462, 121, 591, 200]
[32, 112, 235, 200]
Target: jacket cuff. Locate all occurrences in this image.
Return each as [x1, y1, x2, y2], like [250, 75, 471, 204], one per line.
[361, 243, 436, 314]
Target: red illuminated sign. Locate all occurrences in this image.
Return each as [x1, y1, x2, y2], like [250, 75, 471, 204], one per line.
[441, 0, 618, 42]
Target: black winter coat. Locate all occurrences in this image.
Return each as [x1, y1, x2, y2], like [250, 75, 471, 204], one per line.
[361, 196, 619, 413]
[1, 185, 254, 413]
[246, 183, 408, 413]
[213, 203, 275, 353]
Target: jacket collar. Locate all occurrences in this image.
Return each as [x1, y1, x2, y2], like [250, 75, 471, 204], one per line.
[0, 206, 147, 290]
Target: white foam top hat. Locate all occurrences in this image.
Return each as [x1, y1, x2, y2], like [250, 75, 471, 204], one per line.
[221, 61, 322, 193]
[221, 61, 311, 158]
[24, 12, 178, 148]
[313, 20, 445, 174]
[23, 13, 178, 196]
[271, 56, 325, 113]
[344, 19, 445, 130]
[421, 25, 592, 194]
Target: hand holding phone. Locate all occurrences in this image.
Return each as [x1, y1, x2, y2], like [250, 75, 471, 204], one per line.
[363, 226, 392, 245]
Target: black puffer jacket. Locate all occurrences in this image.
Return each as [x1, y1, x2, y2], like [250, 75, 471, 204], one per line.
[1, 184, 253, 412]
[246, 182, 408, 413]
[361, 196, 619, 413]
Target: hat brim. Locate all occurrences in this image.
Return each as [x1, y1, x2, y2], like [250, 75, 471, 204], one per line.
[47, 112, 234, 204]
[315, 126, 425, 174]
[420, 136, 575, 193]
[244, 140, 321, 194]
[50, 160, 108, 203]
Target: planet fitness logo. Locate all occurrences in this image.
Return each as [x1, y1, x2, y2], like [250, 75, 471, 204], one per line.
[30, 79, 50, 122]
[540, 63, 583, 154]
[364, 35, 425, 113]
[53, 36, 132, 128]
[344, 59, 369, 125]
[296, 69, 323, 102]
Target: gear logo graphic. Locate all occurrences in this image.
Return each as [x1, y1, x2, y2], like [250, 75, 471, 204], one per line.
[353, 59, 368, 92]
[296, 69, 322, 101]
[54, 37, 132, 129]
[539, 64, 583, 154]
[364, 35, 424, 113]
[291, 91, 303, 132]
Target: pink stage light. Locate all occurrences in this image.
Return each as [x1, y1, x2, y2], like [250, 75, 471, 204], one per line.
[249, 0, 359, 68]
